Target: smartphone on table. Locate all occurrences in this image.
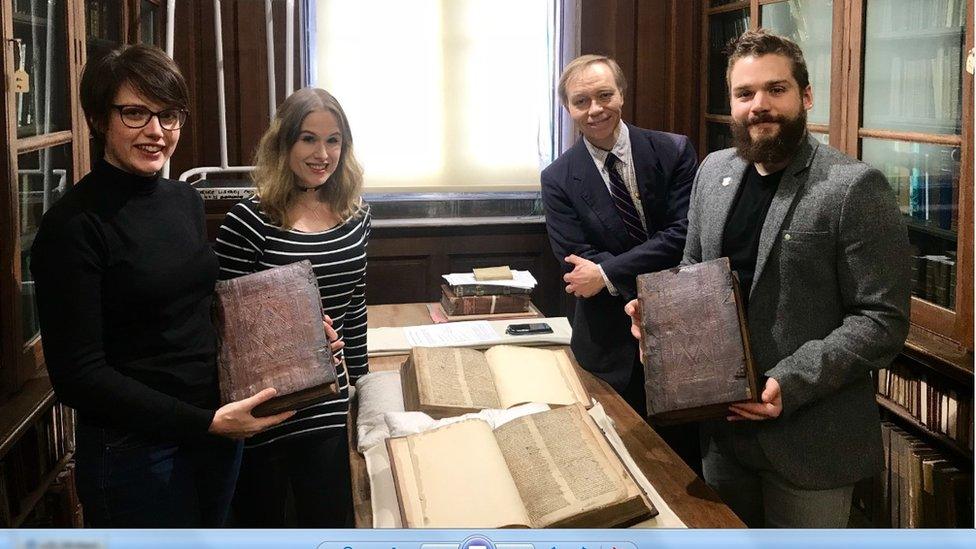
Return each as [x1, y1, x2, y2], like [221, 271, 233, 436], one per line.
[505, 322, 553, 336]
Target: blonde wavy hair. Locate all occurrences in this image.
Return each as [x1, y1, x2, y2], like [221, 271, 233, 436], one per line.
[252, 87, 364, 228]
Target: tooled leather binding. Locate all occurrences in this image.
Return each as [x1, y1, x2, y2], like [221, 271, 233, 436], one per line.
[636, 257, 759, 424]
[213, 260, 338, 417]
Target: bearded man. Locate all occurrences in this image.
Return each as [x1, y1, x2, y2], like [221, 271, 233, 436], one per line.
[625, 30, 911, 527]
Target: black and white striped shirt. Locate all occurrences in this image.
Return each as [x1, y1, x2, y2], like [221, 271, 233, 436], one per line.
[214, 196, 370, 447]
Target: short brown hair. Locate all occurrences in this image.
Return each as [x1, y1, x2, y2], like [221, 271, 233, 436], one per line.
[558, 54, 627, 105]
[725, 29, 809, 91]
[80, 44, 189, 142]
[252, 87, 364, 228]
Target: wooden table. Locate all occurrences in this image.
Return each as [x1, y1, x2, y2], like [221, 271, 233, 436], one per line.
[349, 303, 744, 528]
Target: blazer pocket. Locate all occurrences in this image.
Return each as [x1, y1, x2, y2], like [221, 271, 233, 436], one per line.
[781, 229, 830, 244]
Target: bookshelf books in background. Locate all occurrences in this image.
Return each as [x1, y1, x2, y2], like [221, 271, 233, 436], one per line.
[910, 253, 957, 309]
[877, 363, 973, 453]
[0, 403, 76, 527]
[885, 147, 960, 233]
[854, 421, 973, 528]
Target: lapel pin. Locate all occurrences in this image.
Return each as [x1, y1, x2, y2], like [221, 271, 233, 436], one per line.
[721, 176, 731, 187]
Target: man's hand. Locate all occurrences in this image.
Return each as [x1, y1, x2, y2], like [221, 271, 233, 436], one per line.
[563, 254, 606, 298]
[209, 388, 295, 439]
[624, 299, 642, 342]
[728, 377, 783, 421]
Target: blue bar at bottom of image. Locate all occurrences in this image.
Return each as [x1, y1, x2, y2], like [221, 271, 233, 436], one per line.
[3, 529, 976, 549]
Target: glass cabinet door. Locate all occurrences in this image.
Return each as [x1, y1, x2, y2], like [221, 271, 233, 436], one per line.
[860, 0, 967, 312]
[12, 0, 71, 139]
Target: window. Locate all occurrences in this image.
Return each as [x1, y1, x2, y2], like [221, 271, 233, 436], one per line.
[312, 0, 559, 192]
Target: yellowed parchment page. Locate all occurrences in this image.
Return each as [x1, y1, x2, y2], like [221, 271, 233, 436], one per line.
[486, 346, 587, 408]
[388, 418, 531, 528]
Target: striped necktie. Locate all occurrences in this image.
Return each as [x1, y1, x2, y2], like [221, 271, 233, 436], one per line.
[605, 152, 647, 244]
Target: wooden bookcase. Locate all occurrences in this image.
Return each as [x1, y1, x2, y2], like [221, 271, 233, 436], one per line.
[700, 0, 974, 527]
[0, 0, 163, 527]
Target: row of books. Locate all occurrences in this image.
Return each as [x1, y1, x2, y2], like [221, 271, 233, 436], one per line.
[885, 149, 959, 232]
[880, 46, 964, 127]
[876, 363, 972, 451]
[869, 0, 966, 34]
[854, 421, 973, 528]
[0, 403, 76, 527]
[910, 253, 957, 309]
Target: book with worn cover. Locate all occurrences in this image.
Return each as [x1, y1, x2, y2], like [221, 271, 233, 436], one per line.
[636, 257, 759, 423]
[387, 403, 656, 528]
[440, 284, 531, 316]
[213, 260, 338, 417]
[400, 345, 590, 419]
[450, 284, 534, 297]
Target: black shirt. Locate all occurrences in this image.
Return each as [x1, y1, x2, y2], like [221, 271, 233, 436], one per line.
[31, 159, 218, 438]
[721, 164, 785, 310]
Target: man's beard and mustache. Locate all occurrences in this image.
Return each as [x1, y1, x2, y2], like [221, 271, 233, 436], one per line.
[731, 109, 807, 165]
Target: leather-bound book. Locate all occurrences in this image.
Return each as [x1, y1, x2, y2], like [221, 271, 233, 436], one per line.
[636, 257, 759, 423]
[440, 284, 531, 316]
[213, 260, 338, 417]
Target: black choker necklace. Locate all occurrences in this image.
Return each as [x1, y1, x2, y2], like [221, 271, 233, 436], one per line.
[296, 182, 328, 193]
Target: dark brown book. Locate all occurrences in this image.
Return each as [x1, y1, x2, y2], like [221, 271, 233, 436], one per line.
[213, 260, 338, 417]
[440, 284, 531, 316]
[450, 283, 533, 297]
[635, 258, 760, 423]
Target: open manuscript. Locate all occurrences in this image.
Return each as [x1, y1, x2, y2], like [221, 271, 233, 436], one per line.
[387, 403, 656, 528]
[400, 345, 590, 418]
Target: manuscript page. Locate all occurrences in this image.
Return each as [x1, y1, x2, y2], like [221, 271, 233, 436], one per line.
[388, 419, 530, 528]
[486, 346, 585, 408]
[414, 347, 502, 410]
[492, 404, 632, 527]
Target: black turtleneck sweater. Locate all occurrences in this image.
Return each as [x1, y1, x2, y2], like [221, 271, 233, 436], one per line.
[31, 159, 218, 439]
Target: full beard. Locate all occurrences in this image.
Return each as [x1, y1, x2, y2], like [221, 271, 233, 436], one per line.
[731, 109, 807, 166]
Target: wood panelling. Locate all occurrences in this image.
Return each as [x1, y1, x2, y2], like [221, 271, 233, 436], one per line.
[368, 222, 564, 317]
[168, 0, 302, 182]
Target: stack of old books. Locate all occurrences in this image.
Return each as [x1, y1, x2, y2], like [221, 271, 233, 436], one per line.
[436, 266, 538, 320]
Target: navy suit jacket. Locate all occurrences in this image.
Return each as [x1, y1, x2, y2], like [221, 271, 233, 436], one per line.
[541, 125, 697, 390]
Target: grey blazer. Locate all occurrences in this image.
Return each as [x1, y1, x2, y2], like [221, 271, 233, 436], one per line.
[684, 134, 911, 489]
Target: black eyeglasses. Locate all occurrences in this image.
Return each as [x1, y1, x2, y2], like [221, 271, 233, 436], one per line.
[112, 104, 188, 131]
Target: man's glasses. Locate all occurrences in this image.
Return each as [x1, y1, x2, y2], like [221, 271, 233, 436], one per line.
[112, 105, 188, 131]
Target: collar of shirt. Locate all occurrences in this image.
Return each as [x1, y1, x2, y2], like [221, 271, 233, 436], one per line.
[583, 121, 631, 173]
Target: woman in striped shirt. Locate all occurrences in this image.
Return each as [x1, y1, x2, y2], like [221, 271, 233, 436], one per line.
[214, 87, 369, 527]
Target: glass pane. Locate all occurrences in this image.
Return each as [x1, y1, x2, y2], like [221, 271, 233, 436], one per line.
[708, 9, 750, 115]
[862, 0, 967, 134]
[13, 0, 70, 138]
[706, 121, 734, 153]
[812, 131, 829, 145]
[140, 1, 158, 45]
[761, 0, 833, 125]
[861, 138, 959, 310]
[19, 144, 73, 343]
[86, 0, 123, 65]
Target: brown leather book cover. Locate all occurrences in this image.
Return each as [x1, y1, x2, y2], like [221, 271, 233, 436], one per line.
[636, 257, 759, 424]
[213, 260, 338, 417]
[440, 285, 531, 316]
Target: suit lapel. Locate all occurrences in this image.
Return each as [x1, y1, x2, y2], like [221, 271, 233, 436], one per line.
[570, 139, 630, 251]
[706, 156, 749, 260]
[629, 125, 663, 208]
[750, 134, 819, 298]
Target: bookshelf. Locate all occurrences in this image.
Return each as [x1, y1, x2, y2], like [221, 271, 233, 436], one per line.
[699, 0, 974, 528]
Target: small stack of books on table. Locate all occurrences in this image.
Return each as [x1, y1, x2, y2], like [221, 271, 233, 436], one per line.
[432, 268, 539, 321]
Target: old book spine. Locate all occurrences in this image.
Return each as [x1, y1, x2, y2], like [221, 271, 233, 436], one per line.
[450, 284, 533, 297]
[440, 286, 530, 315]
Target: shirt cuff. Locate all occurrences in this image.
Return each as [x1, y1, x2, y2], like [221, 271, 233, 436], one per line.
[597, 264, 618, 296]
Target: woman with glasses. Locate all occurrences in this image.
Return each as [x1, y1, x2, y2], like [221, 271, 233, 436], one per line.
[29, 44, 296, 527]
[214, 88, 369, 527]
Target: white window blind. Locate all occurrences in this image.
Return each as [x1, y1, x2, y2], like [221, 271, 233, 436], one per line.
[313, 0, 558, 192]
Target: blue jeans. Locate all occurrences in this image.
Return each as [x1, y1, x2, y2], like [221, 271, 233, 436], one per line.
[75, 421, 243, 527]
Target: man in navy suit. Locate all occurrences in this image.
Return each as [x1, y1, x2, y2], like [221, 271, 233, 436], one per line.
[541, 54, 698, 446]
